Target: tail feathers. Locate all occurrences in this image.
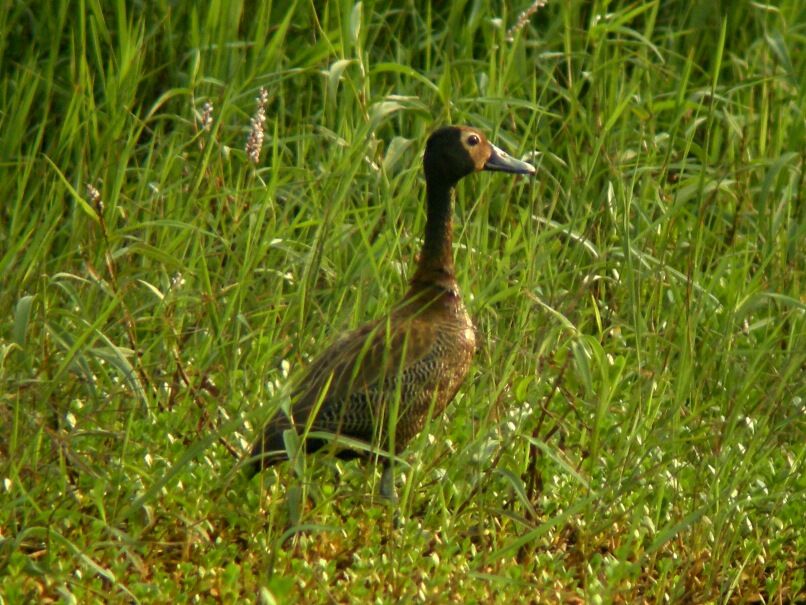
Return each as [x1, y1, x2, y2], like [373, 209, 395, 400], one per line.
[248, 416, 367, 478]
[246, 426, 290, 478]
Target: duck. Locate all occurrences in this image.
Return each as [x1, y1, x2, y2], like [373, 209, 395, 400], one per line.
[249, 125, 535, 499]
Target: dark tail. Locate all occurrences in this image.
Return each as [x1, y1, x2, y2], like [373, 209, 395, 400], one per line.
[246, 422, 290, 478]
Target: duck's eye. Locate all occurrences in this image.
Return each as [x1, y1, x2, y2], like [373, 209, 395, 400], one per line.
[467, 134, 480, 146]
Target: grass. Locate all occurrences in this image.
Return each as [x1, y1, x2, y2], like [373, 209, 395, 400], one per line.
[1, 0, 804, 602]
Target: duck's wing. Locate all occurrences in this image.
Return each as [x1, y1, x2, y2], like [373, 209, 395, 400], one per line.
[249, 313, 438, 472]
[290, 313, 439, 442]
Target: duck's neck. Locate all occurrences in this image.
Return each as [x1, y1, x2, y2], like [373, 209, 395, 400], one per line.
[411, 179, 456, 288]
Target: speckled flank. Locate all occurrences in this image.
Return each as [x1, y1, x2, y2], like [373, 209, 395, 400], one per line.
[313, 295, 475, 452]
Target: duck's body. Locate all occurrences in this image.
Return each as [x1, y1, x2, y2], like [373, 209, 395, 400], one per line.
[249, 126, 534, 496]
[254, 284, 475, 465]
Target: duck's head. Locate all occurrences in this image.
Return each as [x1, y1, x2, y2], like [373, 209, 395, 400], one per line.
[424, 125, 535, 186]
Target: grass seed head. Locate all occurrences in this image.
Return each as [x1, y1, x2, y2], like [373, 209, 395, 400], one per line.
[246, 87, 269, 164]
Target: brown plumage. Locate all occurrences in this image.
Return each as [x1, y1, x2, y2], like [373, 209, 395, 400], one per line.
[249, 126, 534, 498]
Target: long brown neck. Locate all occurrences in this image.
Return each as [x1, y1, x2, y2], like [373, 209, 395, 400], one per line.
[410, 179, 456, 288]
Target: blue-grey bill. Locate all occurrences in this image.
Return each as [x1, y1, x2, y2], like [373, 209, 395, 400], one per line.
[485, 144, 536, 175]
